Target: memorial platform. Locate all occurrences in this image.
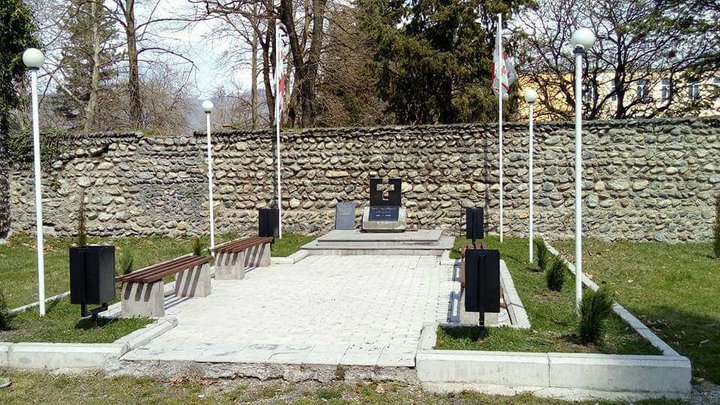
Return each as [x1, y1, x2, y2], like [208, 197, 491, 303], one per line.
[301, 230, 454, 256]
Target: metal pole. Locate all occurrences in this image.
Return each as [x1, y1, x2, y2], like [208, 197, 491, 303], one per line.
[574, 49, 584, 311]
[275, 21, 283, 239]
[528, 103, 534, 262]
[497, 13, 504, 243]
[206, 113, 215, 255]
[30, 70, 45, 316]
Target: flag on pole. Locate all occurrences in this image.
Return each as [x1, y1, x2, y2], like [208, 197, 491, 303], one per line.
[491, 39, 517, 98]
[275, 22, 289, 112]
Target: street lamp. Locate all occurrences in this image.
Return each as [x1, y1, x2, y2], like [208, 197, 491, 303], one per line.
[524, 88, 538, 263]
[23, 48, 46, 316]
[202, 100, 216, 256]
[571, 28, 595, 311]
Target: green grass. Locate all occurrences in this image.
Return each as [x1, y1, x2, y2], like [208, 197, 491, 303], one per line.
[271, 233, 316, 257]
[0, 233, 315, 308]
[438, 236, 659, 355]
[552, 238, 720, 384]
[0, 371, 629, 404]
[0, 297, 150, 343]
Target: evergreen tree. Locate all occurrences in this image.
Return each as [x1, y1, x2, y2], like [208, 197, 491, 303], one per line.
[0, 0, 37, 137]
[57, 0, 122, 131]
[359, 0, 532, 124]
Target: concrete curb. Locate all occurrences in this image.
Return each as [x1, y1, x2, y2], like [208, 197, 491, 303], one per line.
[416, 323, 691, 401]
[1, 342, 127, 371]
[500, 261, 530, 329]
[0, 316, 178, 372]
[543, 240, 680, 356]
[10, 291, 71, 314]
[271, 250, 310, 264]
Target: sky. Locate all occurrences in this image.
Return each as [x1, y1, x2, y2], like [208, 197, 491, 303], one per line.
[151, 0, 254, 99]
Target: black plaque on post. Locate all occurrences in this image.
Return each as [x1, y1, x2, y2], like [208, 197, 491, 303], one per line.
[466, 208, 485, 241]
[370, 178, 401, 207]
[464, 249, 500, 314]
[258, 208, 279, 238]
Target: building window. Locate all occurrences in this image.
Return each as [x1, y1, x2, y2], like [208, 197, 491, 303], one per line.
[610, 84, 617, 101]
[584, 85, 595, 103]
[688, 81, 701, 100]
[636, 79, 649, 101]
[661, 78, 672, 100]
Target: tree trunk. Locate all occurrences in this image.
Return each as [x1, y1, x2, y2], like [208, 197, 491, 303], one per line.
[251, 28, 259, 129]
[124, 0, 142, 128]
[85, 0, 102, 132]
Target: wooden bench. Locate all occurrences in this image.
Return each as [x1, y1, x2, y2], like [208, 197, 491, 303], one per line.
[117, 254, 212, 317]
[214, 236, 273, 280]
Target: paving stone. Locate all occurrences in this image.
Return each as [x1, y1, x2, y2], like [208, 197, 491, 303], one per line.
[122, 255, 455, 367]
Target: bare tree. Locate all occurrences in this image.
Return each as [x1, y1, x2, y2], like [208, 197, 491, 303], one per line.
[518, 0, 719, 120]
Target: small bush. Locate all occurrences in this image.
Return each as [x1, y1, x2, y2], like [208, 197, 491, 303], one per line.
[0, 290, 14, 331]
[714, 193, 720, 259]
[546, 257, 566, 291]
[76, 192, 88, 248]
[192, 237, 204, 256]
[119, 251, 134, 275]
[578, 287, 614, 345]
[536, 239, 549, 271]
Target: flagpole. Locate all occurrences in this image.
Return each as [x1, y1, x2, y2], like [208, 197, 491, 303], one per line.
[497, 13, 504, 243]
[275, 20, 283, 239]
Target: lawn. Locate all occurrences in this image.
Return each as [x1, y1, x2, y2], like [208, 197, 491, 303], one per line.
[438, 236, 659, 355]
[0, 371, 616, 404]
[0, 232, 315, 308]
[0, 298, 150, 343]
[552, 239, 719, 384]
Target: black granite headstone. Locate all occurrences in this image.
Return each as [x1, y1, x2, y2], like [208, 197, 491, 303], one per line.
[370, 178, 401, 207]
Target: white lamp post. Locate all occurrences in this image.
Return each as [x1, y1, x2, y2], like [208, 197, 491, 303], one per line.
[571, 28, 595, 311]
[524, 88, 538, 263]
[23, 48, 46, 316]
[202, 100, 216, 256]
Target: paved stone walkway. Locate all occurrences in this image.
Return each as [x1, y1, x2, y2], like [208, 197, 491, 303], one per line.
[123, 255, 454, 367]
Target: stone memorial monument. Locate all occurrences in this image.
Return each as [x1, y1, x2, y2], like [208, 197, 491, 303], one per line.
[335, 201, 356, 230]
[361, 178, 407, 232]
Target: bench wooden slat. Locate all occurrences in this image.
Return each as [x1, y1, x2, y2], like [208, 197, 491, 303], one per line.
[117, 255, 211, 284]
[117, 255, 198, 281]
[215, 236, 273, 254]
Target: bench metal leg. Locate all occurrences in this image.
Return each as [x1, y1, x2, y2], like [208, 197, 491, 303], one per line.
[121, 281, 165, 318]
[244, 243, 271, 268]
[175, 263, 212, 297]
[215, 251, 246, 280]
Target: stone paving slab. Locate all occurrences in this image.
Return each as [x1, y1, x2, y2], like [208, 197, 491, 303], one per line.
[122, 255, 455, 368]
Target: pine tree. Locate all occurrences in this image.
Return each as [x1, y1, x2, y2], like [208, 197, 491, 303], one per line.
[56, 0, 122, 131]
[0, 0, 38, 136]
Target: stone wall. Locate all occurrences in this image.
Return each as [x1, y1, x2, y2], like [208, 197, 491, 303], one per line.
[5, 117, 720, 242]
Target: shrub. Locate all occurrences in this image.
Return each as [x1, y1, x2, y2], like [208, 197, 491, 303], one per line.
[76, 192, 88, 248]
[119, 251, 134, 275]
[578, 287, 614, 345]
[535, 239, 549, 271]
[714, 193, 720, 259]
[0, 290, 13, 331]
[546, 257, 566, 291]
[192, 237, 203, 256]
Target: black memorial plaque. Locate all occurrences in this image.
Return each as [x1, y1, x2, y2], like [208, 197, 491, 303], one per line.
[368, 206, 400, 221]
[466, 207, 485, 241]
[370, 178, 402, 207]
[464, 249, 501, 314]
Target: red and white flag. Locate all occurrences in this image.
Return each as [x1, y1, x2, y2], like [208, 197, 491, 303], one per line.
[492, 37, 517, 98]
[275, 22, 290, 113]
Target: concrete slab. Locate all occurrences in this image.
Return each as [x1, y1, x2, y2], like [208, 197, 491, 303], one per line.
[118, 255, 456, 372]
[7, 343, 126, 370]
[0, 343, 8, 367]
[547, 353, 692, 394]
